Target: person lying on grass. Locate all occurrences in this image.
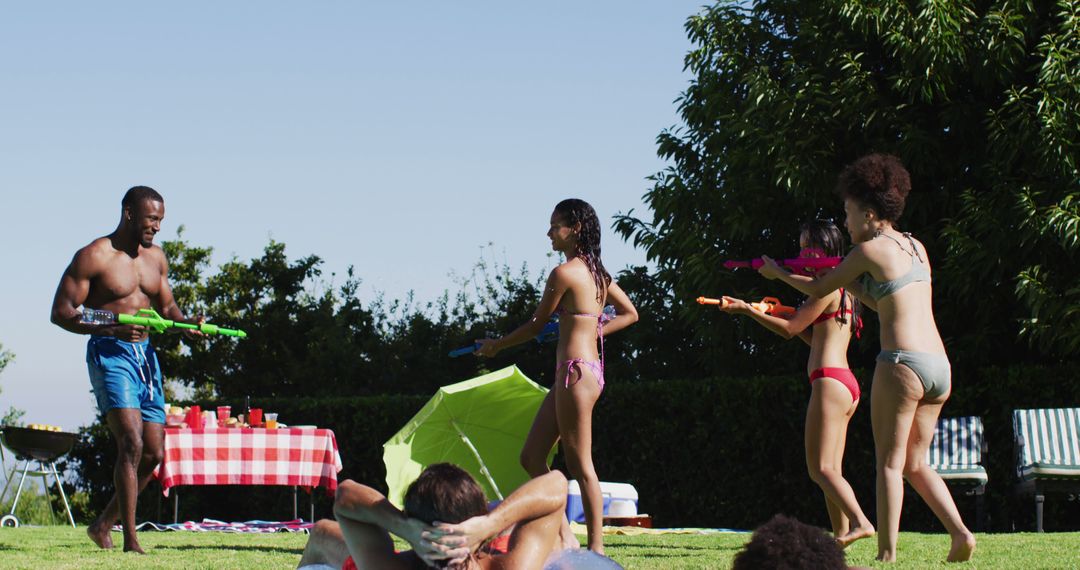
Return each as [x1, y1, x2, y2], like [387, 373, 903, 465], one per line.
[298, 464, 569, 570]
[733, 514, 872, 570]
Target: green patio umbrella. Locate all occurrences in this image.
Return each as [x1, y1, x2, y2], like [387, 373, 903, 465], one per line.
[383, 365, 555, 507]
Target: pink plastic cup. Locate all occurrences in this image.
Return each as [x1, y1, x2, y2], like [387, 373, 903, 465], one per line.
[216, 406, 231, 427]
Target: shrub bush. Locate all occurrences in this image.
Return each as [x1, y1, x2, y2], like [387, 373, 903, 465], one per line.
[67, 365, 1080, 530]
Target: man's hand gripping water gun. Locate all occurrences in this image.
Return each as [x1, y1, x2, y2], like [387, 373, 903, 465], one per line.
[695, 296, 796, 318]
[81, 308, 248, 338]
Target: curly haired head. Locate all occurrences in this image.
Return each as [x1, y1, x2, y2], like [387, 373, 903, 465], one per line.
[835, 153, 911, 222]
[554, 199, 612, 302]
[732, 514, 848, 570]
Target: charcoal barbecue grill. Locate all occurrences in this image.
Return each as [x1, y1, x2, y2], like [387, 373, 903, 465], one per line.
[0, 426, 78, 527]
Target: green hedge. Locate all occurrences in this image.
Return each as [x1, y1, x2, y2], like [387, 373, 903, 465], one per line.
[68, 365, 1080, 530]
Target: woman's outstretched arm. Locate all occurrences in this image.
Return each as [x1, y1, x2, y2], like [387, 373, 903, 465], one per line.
[721, 293, 832, 346]
[758, 244, 871, 299]
[475, 266, 568, 356]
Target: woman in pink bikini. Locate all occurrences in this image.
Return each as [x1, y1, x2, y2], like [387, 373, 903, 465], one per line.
[720, 220, 874, 548]
[475, 198, 638, 554]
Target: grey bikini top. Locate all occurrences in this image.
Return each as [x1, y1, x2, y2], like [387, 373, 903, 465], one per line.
[861, 232, 931, 300]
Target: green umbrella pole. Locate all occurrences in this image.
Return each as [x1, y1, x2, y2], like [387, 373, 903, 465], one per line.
[450, 419, 503, 500]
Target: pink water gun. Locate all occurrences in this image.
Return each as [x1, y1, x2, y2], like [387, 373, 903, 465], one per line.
[723, 257, 841, 271]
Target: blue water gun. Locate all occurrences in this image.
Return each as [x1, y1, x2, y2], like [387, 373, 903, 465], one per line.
[448, 306, 614, 357]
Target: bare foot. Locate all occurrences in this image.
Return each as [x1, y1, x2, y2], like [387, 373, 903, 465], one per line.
[558, 517, 580, 551]
[123, 536, 146, 555]
[947, 532, 976, 562]
[589, 545, 605, 556]
[86, 521, 114, 549]
[837, 525, 876, 549]
[560, 526, 580, 550]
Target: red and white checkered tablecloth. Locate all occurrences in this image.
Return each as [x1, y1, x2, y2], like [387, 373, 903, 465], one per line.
[154, 427, 343, 497]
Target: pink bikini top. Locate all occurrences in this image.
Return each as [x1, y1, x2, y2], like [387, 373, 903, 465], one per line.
[554, 305, 613, 366]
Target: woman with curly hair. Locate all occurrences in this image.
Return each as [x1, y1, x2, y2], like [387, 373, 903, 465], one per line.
[720, 219, 874, 548]
[475, 198, 638, 554]
[757, 154, 975, 562]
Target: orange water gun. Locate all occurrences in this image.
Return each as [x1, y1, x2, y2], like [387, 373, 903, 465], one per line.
[695, 296, 796, 317]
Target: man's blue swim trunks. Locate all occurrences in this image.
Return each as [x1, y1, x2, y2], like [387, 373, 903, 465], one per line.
[86, 335, 165, 423]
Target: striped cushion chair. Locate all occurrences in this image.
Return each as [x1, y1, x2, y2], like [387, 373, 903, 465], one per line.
[1013, 407, 1080, 532]
[925, 416, 988, 530]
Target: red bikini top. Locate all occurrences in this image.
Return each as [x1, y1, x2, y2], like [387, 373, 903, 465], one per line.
[812, 289, 862, 338]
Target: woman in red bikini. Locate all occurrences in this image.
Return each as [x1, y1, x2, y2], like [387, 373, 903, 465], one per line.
[475, 198, 638, 554]
[758, 155, 974, 563]
[720, 220, 874, 548]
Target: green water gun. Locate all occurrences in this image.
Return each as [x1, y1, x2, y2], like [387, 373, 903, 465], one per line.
[82, 307, 247, 338]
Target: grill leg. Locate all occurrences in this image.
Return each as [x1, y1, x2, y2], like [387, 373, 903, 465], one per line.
[49, 462, 76, 528]
[37, 464, 56, 526]
[8, 460, 32, 517]
[0, 464, 17, 506]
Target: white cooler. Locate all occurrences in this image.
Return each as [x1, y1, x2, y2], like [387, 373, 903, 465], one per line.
[566, 480, 639, 523]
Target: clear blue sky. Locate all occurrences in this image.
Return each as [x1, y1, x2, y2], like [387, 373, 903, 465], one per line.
[0, 2, 704, 433]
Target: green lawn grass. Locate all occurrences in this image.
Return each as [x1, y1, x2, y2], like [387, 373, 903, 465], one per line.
[1, 527, 1078, 569]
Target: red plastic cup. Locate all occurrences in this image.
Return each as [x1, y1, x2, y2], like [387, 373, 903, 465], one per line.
[248, 408, 263, 427]
[186, 405, 203, 429]
[217, 406, 231, 422]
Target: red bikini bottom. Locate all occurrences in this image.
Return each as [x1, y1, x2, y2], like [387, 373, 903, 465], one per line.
[809, 367, 860, 402]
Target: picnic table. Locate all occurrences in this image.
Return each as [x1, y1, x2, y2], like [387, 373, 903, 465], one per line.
[153, 426, 343, 522]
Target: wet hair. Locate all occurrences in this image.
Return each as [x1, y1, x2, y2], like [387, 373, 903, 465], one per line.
[732, 514, 848, 570]
[403, 464, 488, 569]
[800, 219, 859, 332]
[553, 199, 612, 302]
[834, 153, 910, 222]
[121, 186, 164, 210]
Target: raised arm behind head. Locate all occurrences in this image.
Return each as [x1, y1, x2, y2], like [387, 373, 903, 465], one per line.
[334, 464, 490, 570]
[429, 470, 568, 570]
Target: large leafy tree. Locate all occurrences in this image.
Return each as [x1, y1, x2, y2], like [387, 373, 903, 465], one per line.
[616, 0, 1080, 372]
[152, 232, 566, 401]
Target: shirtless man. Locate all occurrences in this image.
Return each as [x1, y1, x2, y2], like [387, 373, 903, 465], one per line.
[298, 465, 570, 570]
[50, 186, 199, 554]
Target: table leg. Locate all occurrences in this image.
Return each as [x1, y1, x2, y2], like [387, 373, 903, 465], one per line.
[293, 486, 298, 521]
[173, 490, 179, 524]
[310, 490, 315, 523]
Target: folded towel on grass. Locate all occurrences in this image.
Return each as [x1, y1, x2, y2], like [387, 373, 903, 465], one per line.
[113, 519, 314, 533]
